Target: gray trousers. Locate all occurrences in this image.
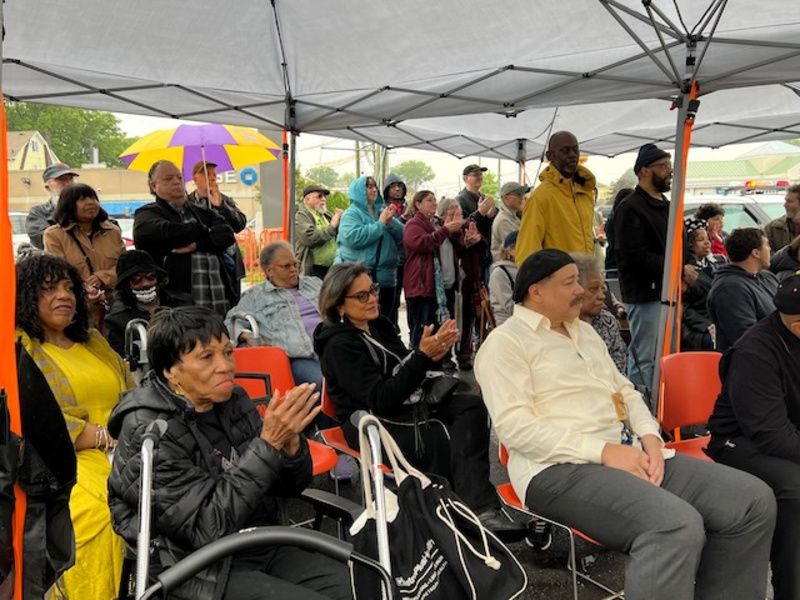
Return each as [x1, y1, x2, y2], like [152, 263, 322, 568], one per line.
[525, 454, 776, 600]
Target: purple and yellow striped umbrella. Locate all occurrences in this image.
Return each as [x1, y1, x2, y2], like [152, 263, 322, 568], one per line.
[119, 123, 281, 180]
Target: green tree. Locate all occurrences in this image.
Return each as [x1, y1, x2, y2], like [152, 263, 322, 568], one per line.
[294, 167, 312, 204]
[481, 171, 499, 197]
[607, 169, 638, 204]
[6, 102, 137, 167]
[392, 160, 435, 192]
[338, 172, 355, 187]
[305, 165, 339, 189]
[327, 191, 350, 213]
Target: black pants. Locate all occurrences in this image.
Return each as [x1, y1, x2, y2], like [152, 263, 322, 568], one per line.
[223, 546, 352, 600]
[457, 280, 475, 362]
[708, 435, 800, 600]
[406, 296, 438, 348]
[344, 387, 498, 513]
[377, 285, 397, 326]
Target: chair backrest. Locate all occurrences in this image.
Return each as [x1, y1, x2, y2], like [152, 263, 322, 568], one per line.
[498, 443, 510, 468]
[658, 352, 722, 430]
[320, 379, 339, 421]
[232, 346, 295, 398]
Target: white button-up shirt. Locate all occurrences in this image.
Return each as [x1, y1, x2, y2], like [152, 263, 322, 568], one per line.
[475, 304, 668, 500]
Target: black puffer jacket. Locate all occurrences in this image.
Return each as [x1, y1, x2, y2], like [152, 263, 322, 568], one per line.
[107, 373, 312, 600]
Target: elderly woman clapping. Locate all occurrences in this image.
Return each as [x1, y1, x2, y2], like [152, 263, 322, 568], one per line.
[107, 306, 353, 600]
[226, 242, 324, 390]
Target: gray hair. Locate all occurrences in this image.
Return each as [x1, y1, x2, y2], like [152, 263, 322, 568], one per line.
[318, 262, 369, 323]
[569, 253, 603, 287]
[259, 241, 294, 270]
[147, 160, 175, 197]
[437, 197, 460, 218]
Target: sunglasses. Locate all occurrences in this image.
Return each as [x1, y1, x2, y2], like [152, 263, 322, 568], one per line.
[345, 284, 379, 304]
[130, 272, 158, 286]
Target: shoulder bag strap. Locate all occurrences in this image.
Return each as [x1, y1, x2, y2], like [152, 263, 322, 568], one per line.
[67, 228, 95, 274]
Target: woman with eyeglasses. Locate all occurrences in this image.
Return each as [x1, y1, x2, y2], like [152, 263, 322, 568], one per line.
[105, 249, 176, 356]
[314, 262, 514, 532]
[226, 242, 324, 390]
[335, 175, 404, 322]
[571, 253, 628, 374]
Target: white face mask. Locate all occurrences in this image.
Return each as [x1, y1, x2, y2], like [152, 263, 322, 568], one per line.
[132, 285, 158, 304]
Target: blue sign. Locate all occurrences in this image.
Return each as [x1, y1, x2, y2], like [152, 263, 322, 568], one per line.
[240, 167, 258, 186]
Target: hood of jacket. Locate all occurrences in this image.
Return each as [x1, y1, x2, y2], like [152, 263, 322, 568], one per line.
[713, 263, 770, 283]
[771, 244, 800, 273]
[348, 175, 385, 213]
[538, 163, 597, 191]
[313, 320, 358, 358]
[383, 173, 407, 204]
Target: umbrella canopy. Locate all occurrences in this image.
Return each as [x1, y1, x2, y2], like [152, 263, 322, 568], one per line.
[120, 123, 281, 180]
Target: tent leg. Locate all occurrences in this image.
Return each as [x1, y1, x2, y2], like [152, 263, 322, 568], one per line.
[652, 83, 698, 415]
[288, 131, 297, 245]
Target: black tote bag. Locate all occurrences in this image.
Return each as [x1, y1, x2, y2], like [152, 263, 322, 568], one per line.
[350, 415, 527, 600]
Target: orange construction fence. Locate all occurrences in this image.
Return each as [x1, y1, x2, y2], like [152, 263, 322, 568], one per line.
[235, 226, 285, 283]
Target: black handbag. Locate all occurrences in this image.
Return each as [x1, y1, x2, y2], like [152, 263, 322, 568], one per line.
[350, 415, 527, 600]
[420, 374, 460, 406]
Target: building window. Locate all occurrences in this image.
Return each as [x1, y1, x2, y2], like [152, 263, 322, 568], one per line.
[30, 140, 39, 152]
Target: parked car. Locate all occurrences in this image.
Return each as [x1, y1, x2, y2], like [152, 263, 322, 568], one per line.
[683, 194, 784, 230]
[113, 217, 135, 249]
[9, 212, 30, 253]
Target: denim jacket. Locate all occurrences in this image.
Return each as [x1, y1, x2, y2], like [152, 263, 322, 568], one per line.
[225, 276, 322, 358]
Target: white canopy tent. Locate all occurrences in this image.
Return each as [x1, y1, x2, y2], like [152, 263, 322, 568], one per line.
[2, 0, 800, 398]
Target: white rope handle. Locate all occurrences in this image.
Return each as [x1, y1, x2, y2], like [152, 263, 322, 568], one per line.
[435, 498, 501, 571]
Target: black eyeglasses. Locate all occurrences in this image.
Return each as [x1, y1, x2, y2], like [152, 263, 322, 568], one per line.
[345, 284, 379, 304]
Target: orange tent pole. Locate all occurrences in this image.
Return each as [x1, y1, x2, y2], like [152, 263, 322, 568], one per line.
[0, 95, 25, 599]
[662, 81, 699, 356]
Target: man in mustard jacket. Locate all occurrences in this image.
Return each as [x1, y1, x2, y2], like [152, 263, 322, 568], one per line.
[516, 131, 596, 266]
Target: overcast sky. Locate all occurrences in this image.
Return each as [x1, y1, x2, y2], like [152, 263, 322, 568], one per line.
[115, 112, 761, 195]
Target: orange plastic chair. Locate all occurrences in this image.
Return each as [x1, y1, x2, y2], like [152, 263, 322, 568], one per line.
[232, 346, 337, 477]
[496, 444, 623, 600]
[317, 380, 391, 474]
[658, 352, 721, 461]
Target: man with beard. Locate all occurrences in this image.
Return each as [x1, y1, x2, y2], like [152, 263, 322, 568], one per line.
[516, 131, 595, 265]
[294, 184, 342, 280]
[764, 184, 800, 253]
[614, 143, 673, 393]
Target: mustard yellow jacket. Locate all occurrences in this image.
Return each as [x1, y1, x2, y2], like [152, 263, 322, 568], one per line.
[516, 164, 596, 266]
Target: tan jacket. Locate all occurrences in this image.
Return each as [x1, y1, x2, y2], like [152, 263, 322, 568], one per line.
[43, 221, 125, 288]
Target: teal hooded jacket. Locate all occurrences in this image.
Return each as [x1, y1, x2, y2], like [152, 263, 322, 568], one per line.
[335, 175, 404, 287]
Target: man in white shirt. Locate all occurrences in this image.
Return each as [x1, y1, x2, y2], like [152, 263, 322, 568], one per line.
[475, 249, 776, 600]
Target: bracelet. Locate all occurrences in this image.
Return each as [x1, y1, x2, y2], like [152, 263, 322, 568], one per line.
[94, 425, 115, 452]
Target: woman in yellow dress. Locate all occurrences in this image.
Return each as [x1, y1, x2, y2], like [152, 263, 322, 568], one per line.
[15, 254, 134, 599]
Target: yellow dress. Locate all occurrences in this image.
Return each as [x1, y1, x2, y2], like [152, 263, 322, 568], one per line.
[42, 341, 127, 600]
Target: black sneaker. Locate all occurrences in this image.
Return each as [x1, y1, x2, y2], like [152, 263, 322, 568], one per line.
[525, 518, 553, 551]
[457, 359, 473, 371]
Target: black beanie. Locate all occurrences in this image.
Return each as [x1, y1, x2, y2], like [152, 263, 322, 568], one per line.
[633, 143, 671, 174]
[513, 249, 576, 303]
[774, 272, 800, 316]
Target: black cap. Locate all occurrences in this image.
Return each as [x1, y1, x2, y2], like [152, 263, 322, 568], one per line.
[463, 164, 488, 176]
[303, 184, 331, 197]
[513, 249, 576, 303]
[774, 272, 800, 315]
[633, 143, 671, 174]
[115, 250, 167, 289]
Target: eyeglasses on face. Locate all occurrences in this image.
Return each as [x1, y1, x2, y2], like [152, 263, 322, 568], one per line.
[648, 161, 673, 171]
[130, 272, 158, 285]
[345, 284, 379, 304]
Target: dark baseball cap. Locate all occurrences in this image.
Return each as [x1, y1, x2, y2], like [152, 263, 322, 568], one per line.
[463, 164, 488, 176]
[303, 184, 331, 197]
[42, 163, 78, 182]
[191, 160, 218, 175]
